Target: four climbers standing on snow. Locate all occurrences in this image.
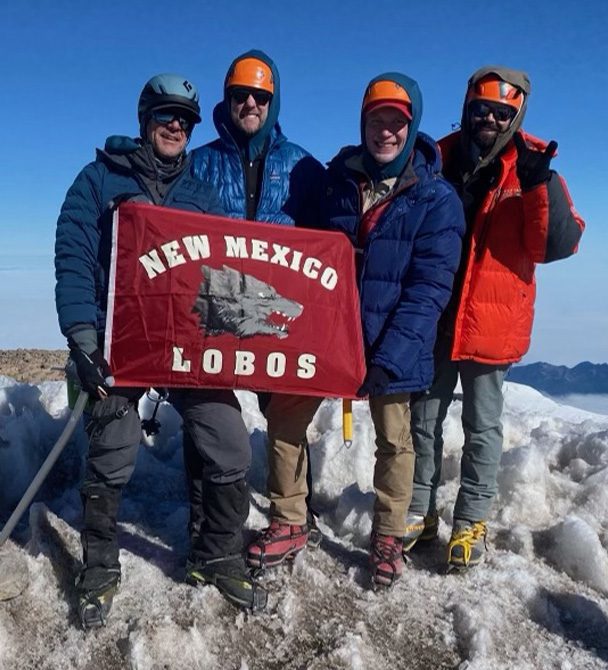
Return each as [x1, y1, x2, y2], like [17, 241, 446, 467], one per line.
[53, 59, 584, 625]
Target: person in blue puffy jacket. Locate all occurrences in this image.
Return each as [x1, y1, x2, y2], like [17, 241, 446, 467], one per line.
[323, 73, 465, 587]
[54, 73, 266, 626]
[190, 50, 328, 569]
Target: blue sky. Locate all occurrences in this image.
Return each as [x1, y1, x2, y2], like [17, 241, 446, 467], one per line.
[0, 0, 606, 365]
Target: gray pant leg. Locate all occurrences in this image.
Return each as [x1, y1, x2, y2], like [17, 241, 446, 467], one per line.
[172, 389, 251, 484]
[453, 362, 509, 522]
[410, 338, 459, 516]
[173, 389, 251, 559]
[83, 393, 144, 491]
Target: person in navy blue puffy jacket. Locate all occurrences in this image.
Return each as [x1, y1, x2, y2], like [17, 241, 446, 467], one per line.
[323, 73, 465, 587]
[191, 51, 328, 569]
[55, 74, 266, 626]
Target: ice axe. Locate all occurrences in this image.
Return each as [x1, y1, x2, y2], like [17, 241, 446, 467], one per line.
[0, 390, 89, 549]
[342, 398, 353, 448]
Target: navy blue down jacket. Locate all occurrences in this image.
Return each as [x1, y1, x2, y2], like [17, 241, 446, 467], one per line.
[325, 133, 465, 393]
[55, 138, 223, 337]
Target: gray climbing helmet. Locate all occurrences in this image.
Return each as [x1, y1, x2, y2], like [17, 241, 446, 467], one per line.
[137, 73, 201, 133]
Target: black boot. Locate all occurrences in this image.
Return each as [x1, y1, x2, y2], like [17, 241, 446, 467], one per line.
[186, 479, 267, 611]
[186, 555, 267, 611]
[77, 486, 122, 628]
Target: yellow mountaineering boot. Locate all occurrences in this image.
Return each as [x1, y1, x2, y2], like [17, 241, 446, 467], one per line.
[447, 521, 488, 571]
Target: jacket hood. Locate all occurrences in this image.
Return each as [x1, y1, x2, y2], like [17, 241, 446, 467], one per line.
[97, 135, 188, 178]
[461, 65, 530, 177]
[360, 72, 423, 180]
[96, 135, 141, 170]
[218, 49, 281, 160]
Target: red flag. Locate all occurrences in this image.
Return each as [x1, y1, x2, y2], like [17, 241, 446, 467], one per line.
[104, 203, 366, 398]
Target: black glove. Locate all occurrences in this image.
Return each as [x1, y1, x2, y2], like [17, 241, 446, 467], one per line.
[513, 132, 558, 190]
[69, 347, 114, 398]
[357, 365, 391, 398]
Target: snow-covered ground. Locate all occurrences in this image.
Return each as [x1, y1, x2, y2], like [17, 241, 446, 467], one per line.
[1, 377, 608, 669]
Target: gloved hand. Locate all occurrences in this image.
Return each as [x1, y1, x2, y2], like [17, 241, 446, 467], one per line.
[69, 346, 114, 399]
[357, 365, 391, 398]
[513, 132, 558, 190]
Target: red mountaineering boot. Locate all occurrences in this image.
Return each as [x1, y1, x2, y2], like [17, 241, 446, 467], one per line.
[247, 519, 309, 569]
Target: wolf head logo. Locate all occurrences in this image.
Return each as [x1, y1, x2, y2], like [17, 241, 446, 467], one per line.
[192, 264, 303, 339]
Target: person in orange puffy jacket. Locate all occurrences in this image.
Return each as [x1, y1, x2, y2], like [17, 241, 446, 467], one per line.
[402, 66, 585, 570]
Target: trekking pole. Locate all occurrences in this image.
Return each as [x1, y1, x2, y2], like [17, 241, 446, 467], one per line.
[0, 390, 89, 548]
[342, 398, 353, 448]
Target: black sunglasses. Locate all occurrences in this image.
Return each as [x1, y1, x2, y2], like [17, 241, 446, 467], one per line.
[151, 110, 194, 131]
[230, 87, 272, 106]
[469, 100, 517, 123]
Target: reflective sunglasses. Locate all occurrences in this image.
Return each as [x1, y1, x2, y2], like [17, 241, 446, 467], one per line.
[468, 100, 517, 123]
[230, 87, 272, 106]
[151, 110, 194, 131]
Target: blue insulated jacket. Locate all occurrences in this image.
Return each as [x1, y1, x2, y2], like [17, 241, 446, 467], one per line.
[55, 138, 223, 337]
[191, 49, 324, 227]
[191, 114, 323, 227]
[325, 133, 465, 392]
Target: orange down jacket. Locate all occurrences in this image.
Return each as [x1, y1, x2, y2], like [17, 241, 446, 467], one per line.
[439, 131, 585, 364]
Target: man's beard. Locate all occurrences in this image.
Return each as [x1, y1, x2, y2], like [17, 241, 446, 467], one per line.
[471, 121, 499, 154]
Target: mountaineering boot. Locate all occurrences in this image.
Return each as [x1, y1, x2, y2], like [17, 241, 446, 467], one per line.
[186, 555, 267, 611]
[447, 520, 488, 571]
[76, 566, 121, 629]
[369, 533, 405, 588]
[402, 511, 440, 552]
[78, 486, 122, 628]
[307, 511, 323, 549]
[246, 519, 309, 569]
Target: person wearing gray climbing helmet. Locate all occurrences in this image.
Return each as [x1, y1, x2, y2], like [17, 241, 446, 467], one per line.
[55, 72, 267, 628]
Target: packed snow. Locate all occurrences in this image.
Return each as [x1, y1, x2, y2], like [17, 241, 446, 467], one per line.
[1, 375, 608, 669]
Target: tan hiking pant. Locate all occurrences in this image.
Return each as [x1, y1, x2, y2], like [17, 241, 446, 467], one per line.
[265, 393, 323, 525]
[370, 393, 414, 536]
[265, 392, 414, 536]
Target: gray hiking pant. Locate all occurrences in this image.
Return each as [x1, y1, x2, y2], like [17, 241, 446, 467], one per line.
[83, 388, 250, 491]
[409, 336, 509, 523]
[82, 387, 251, 564]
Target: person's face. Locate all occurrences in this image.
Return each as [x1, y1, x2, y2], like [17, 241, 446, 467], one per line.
[229, 87, 271, 136]
[468, 100, 516, 155]
[364, 107, 410, 164]
[146, 110, 192, 160]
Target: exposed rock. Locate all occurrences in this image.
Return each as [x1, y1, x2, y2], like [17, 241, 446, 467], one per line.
[0, 349, 67, 383]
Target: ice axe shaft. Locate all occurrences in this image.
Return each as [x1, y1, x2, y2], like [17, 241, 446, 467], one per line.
[0, 390, 89, 548]
[342, 398, 353, 448]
